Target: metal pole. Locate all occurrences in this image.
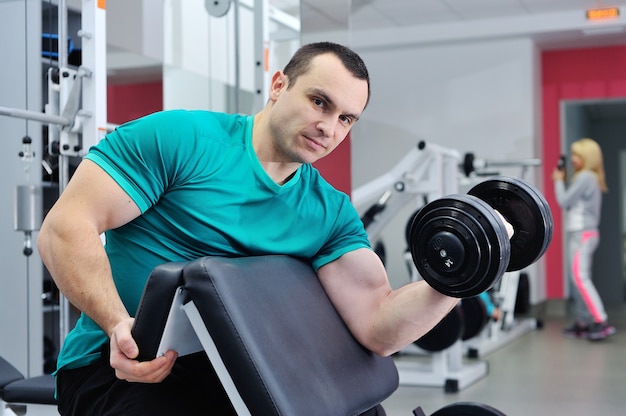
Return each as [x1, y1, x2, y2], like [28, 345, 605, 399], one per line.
[253, 0, 269, 111]
[57, 0, 72, 350]
[0, 106, 70, 126]
[233, 0, 240, 113]
[58, 0, 68, 68]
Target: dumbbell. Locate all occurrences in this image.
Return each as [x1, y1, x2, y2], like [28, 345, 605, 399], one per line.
[408, 176, 553, 298]
[414, 401, 507, 416]
[414, 296, 490, 352]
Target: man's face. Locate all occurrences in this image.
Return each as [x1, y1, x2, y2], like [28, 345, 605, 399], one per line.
[267, 53, 369, 165]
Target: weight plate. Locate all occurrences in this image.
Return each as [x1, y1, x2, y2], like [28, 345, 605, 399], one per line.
[514, 272, 531, 315]
[431, 401, 507, 416]
[468, 176, 553, 272]
[461, 296, 490, 341]
[414, 304, 464, 352]
[405, 208, 422, 247]
[409, 195, 511, 298]
[463, 152, 475, 177]
[205, 0, 231, 17]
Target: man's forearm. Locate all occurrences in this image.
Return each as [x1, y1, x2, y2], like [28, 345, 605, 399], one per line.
[38, 220, 130, 337]
[370, 281, 459, 356]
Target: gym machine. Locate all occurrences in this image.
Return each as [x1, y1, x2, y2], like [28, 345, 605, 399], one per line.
[0, 1, 106, 414]
[460, 157, 545, 359]
[2, 0, 107, 349]
[462, 269, 538, 359]
[354, 140, 461, 243]
[353, 142, 551, 392]
[353, 141, 488, 392]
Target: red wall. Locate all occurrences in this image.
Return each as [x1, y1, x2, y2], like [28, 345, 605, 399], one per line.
[313, 135, 352, 196]
[106, 80, 352, 195]
[107, 81, 163, 125]
[541, 44, 626, 298]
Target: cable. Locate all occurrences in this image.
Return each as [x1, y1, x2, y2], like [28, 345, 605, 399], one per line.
[23, 0, 29, 138]
[233, 0, 240, 113]
[21, 0, 32, 379]
[48, 0, 53, 69]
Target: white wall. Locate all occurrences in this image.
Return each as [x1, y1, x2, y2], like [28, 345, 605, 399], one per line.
[163, 0, 245, 112]
[107, 0, 163, 63]
[351, 38, 546, 303]
[0, 0, 44, 377]
[163, 0, 298, 113]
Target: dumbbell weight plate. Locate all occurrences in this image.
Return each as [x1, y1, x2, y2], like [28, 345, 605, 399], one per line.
[409, 195, 511, 298]
[430, 401, 507, 416]
[414, 303, 464, 352]
[468, 176, 553, 272]
[461, 296, 490, 341]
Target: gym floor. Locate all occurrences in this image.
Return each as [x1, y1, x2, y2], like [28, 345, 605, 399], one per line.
[381, 303, 626, 416]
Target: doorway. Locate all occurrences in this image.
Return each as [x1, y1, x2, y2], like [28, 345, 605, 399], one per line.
[561, 98, 626, 307]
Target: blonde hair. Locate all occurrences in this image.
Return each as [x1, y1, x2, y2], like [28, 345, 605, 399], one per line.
[571, 138, 608, 192]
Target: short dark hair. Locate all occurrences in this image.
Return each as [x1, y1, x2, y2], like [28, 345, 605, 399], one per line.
[283, 42, 371, 108]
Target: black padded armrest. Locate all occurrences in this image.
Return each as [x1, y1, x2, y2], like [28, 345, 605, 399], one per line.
[2, 375, 56, 405]
[0, 356, 24, 396]
[183, 255, 399, 416]
[131, 261, 187, 361]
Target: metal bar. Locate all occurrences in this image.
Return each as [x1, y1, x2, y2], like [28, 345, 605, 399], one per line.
[482, 158, 542, 167]
[233, 0, 240, 113]
[57, 0, 70, 351]
[0, 106, 70, 126]
[268, 6, 300, 32]
[58, 0, 68, 68]
[184, 302, 252, 416]
[239, 0, 300, 31]
[57, 149, 72, 350]
[76, 0, 107, 152]
[253, 0, 269, 111]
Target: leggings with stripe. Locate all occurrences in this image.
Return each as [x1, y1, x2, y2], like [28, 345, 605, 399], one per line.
[567, 230, 607, 324]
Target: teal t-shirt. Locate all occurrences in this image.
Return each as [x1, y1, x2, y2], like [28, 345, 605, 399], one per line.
[56, 109, 371, 371]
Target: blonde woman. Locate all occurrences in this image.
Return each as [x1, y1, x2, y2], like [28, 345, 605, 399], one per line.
[552, 138, 615, 341]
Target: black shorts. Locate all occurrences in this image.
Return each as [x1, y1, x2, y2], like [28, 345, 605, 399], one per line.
[56, 349, 235, 416]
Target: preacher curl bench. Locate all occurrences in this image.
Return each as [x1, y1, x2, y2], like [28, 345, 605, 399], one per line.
[132, 255, 399, 415]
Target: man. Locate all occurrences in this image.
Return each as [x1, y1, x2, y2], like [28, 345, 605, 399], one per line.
[38, 42, 459, 415]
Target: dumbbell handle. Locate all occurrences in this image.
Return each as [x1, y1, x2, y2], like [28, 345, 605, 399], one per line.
[494, 210, 515, 240]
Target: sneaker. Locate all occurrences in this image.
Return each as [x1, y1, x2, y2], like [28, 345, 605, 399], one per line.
[587, 322, 616, 341]
[562, 323, 589, 338]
